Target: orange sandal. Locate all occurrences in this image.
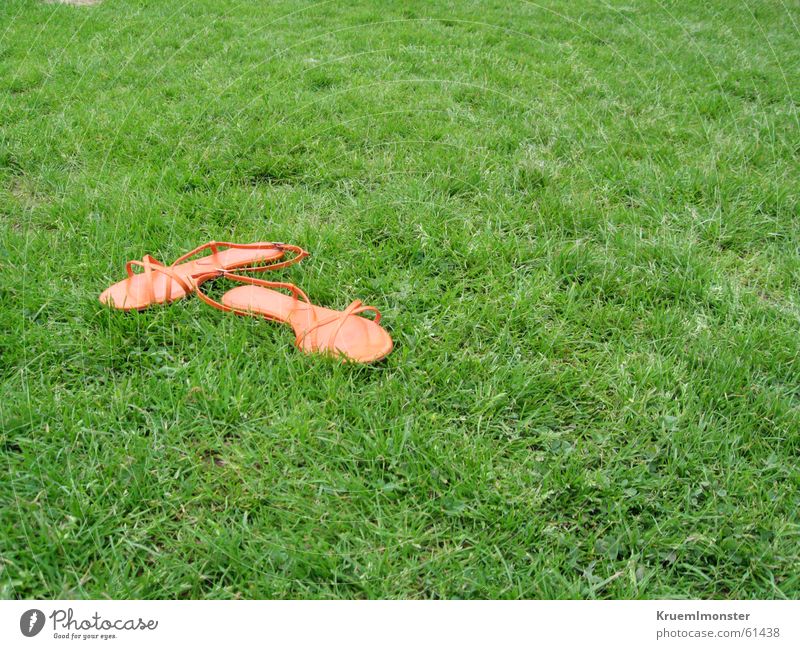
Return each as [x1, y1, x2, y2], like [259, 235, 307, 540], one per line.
[196, 273, 393, 364]
[99, 241, 308, 310]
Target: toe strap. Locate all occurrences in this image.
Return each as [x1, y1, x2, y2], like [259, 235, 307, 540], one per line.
[126, 255, 194, 302]
[298, 300, 382, 354]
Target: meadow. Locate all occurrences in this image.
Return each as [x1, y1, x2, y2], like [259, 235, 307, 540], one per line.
[1, 0, 798, 598]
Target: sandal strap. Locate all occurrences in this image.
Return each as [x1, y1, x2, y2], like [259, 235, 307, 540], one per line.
[193, 270, 313, 315]
[122, 241, 308, 303]
[126, 255, 194, 302]
[174, 240, 309, 273]
[297, 299, 381, 354]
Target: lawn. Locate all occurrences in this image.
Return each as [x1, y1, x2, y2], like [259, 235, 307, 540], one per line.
[1, 0, 799, 599]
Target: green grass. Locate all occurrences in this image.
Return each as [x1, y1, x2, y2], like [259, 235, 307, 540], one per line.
[1, 0, 799, 599]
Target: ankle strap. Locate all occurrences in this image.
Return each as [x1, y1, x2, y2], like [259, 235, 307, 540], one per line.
[173, 240, 309, 273]
[193, 269, 313, 315]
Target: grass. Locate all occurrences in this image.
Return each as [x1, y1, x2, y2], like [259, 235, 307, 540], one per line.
[0, 0, 798, 599]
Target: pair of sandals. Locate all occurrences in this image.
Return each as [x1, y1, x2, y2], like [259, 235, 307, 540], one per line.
[99, 241, 393, 363]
